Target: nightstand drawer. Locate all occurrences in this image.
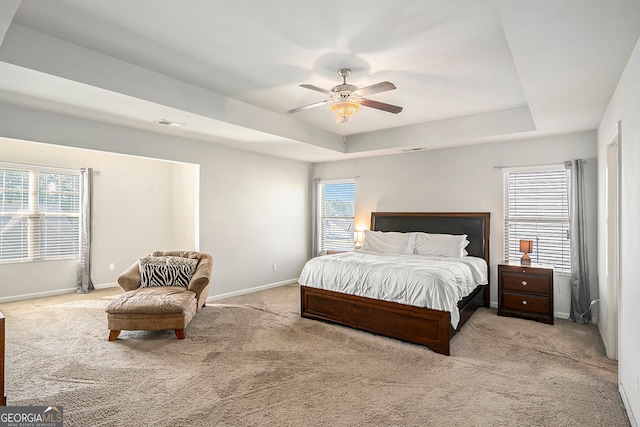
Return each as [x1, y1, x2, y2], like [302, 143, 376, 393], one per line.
[501, 292, 550, 316]
[501, 272, 550, 295]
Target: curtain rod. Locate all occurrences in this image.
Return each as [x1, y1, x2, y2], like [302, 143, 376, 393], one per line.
[0, 160, 100, 174]
[493, 159, 587, 170]
[313, 176, 359, 182]
[0, 160, 101, 174]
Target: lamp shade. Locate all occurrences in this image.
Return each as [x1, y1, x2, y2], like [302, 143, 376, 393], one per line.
[519, 239, 533, 254]
[354, 230, 363, 247]
[330, 101, 360, 120]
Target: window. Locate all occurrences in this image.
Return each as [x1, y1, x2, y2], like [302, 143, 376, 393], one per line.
[504, 167, 570, 274]
[0, 164, 81, 264]
[319, 180, 355, 252]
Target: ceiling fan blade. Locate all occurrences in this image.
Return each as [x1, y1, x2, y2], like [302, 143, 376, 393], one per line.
[355, 81, 396, 96]
[286, 100, 330, 114]
[300, 84, 332, 94]
[360, 98, 403, 114]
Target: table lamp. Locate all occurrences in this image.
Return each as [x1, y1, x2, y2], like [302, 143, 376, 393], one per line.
[519, 239, 533, 265]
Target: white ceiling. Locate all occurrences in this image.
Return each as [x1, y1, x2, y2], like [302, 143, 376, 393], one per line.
[0, 0, 639, 162]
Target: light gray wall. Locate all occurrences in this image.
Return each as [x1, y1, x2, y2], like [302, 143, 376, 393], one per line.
[170, 162, 199, 249]
[598, 37, 640, 425]
[312, 132, 598, 320]
[0, 102, 311, 300]
[0, 136, 197, 301]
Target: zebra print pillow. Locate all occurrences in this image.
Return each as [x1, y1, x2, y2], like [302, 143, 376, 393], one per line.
[139, 256, 199, 288]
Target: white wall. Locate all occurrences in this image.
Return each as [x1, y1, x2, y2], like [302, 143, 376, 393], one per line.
[0, 102, 311, 300]
[312, 132, 598, 319]
[0, 136, 197, 301]
[171, 162, 200, 249]
[598, 37, 640, 425]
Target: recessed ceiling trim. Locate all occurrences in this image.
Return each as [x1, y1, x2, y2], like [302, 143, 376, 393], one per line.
[346, 106, 536, 154]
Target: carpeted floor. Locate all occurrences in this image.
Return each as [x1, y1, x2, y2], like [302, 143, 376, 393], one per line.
[0, 284, 629, 426]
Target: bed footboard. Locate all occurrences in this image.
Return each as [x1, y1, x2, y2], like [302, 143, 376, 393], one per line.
[301, 285, 452, 355]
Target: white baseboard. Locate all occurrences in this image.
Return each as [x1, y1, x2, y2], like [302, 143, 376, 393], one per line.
[0, 282, 119, 303]
[0, 287, 77, 303]
[0, 279, 295, 305]
[95, 282, 119, 290]
[620, 382, 638, 427]
[206, 278, 299, 303]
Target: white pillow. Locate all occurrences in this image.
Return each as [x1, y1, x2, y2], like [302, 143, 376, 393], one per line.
[361, 230, 415, 254]
[413, 233, 469, 257]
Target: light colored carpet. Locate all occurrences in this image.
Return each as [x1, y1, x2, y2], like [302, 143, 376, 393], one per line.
[0, 284, 629, 426]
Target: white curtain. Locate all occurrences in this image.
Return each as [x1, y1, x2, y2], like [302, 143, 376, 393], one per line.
[78, 167, 95, 293]
[566, 160, 590, 323]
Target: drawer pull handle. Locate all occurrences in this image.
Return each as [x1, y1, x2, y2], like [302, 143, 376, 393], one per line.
[521, 281, 527, 286]
[522, 300, 528, 305]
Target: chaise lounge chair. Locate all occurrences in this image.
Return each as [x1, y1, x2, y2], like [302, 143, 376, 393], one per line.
[105, 250, 213, 340]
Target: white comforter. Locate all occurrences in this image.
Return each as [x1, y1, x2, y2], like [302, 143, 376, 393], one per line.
[298, 251, 488, 329]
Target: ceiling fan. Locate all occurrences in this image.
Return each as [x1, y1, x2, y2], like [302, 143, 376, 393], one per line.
[287, 68, 403, 123]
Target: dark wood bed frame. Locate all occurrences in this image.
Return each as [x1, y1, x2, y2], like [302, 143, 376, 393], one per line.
[300, 212, 490, 355]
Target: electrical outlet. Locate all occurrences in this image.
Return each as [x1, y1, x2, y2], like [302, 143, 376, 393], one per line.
[272, 263, 277, 272]
[109, 263, 115, 271]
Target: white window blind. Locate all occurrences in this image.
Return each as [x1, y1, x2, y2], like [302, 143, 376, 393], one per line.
[0, 165, 81, 264]
[319, 180, 355, 252]
[504, 167, 570, 274]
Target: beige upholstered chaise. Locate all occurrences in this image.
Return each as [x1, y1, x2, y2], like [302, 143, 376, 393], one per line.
[105, 251, 213, 341]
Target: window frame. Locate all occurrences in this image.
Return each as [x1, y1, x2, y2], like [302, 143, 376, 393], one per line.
[503, 164, 571, 274]
[0, 162, 81, 265]
[318, 178, 356, 253]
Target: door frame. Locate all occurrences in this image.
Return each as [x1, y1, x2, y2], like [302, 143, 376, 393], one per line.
[604, 122, 620, 360]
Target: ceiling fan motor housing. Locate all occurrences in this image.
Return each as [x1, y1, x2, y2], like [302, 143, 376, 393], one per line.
[331, 83, 358, 93]
[331, 91, 359, 103]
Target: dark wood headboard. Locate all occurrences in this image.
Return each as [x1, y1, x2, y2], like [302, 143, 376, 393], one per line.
[370, 212, 490, 264]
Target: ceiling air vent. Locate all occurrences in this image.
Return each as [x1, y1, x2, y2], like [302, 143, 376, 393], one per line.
[155, 119, 185, 128]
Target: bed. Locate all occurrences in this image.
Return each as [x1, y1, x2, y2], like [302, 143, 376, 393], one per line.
[299, 212, 490, 355]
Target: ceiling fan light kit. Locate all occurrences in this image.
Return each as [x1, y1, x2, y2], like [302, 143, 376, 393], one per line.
[287, 68, 403, 124]
[330, 101, 360, 123]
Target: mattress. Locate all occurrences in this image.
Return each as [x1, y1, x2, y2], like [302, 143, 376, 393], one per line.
[298, 251, 488, 328]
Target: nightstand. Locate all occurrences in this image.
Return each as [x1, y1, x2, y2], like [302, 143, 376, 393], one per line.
[498, 261, 554, 325]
